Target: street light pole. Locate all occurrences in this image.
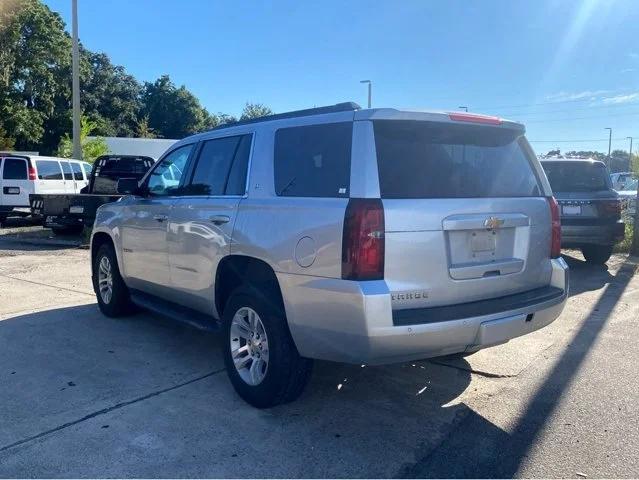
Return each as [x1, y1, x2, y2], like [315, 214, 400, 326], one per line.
[605, 127, 612, 167]
[458, 106, 468, 112]
[360, 80, 372, 108]
[71, 0, 82, 160]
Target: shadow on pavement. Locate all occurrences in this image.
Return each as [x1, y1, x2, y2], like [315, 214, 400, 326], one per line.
[405, 257, 637, 478]
[0, 302, 474, 477]
[563, 253, 615, 297]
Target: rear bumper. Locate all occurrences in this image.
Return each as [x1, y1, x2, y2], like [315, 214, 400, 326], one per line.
[561, 222, 624, 247]
[0, 206, 31, 217]
[278, 258, 569, 365]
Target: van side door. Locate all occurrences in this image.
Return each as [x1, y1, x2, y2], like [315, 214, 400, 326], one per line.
[167, 134, 252, 316]
[34, 160, 65, 194]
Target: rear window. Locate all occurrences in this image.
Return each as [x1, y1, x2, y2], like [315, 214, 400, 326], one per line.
[2, 158, 27, 180]
[373, 121, 541, 199]
[36, 161, 63, 180]
[274, 122, 352, 197]
[99, 157, 152, 176]
[542, 162, 610, 192]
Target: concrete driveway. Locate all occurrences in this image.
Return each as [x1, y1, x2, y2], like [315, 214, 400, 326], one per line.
[0, 234, 637, 478]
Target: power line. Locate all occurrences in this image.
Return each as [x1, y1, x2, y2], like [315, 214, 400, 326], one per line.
[493, 101, 639, 117]
[472, 94, 637, 110]
[519, 110, 639, 123]
[529, 137, 631, 143]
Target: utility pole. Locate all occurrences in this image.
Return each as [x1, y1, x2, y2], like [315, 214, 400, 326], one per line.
[71, 0, 82, 160]
[458, 106, 468, 112]
[628, 136, 634, 168]
[605, 127, 612, 167]
[360, 80, 372, 108]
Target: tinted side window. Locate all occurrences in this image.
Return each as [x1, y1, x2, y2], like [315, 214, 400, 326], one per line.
[61, 161, 73, 180]
[274, 122, 352, 197]
[36, 161, 63, 180]
[147, 145, 193, 196]
[188, 134, 252, 196]
[2, 158, 27, 180]
[70, 162, 84, 181]
[82, 163, 93, 178]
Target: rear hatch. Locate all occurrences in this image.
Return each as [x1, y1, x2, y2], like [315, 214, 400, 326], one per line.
[373, 118, 553, 311]
[541, 160, 620, 224]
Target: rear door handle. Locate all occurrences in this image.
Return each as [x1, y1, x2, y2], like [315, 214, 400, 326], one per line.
[153, 214, 168, 222]
[209, 215, 230, 225]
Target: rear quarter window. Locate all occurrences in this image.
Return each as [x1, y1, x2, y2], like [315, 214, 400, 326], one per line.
[373, 120, 541, 199]
[274, 122, 352, 197]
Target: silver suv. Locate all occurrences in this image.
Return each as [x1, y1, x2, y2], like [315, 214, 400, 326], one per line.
[91, 103, 568, 407]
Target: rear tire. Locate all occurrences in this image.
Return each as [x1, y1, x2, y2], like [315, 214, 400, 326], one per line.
[581, 244, 613, 265]
[92, 243, 133, 317]
[222, 287, 313, 408]
[0, 216, 6, 228]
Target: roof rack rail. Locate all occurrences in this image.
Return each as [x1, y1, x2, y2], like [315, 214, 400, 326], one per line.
[207, 101, 361, 132]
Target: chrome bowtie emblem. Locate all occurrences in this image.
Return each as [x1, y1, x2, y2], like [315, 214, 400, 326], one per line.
[484, 216, 505, 229]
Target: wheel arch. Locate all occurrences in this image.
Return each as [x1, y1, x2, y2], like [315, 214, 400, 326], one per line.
[215, 255, 285, 320]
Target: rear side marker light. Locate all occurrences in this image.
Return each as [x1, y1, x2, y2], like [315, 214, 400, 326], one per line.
[548, 196, 561, 258]
[342, 198, 385, 280]
[448, 112, 502, 125]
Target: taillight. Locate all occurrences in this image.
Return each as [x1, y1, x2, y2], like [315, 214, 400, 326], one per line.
[342, 198, 385, 280]
[597, 199, 621, 217]
[27, 159, 36, 180]
[548, 196, 561, 258]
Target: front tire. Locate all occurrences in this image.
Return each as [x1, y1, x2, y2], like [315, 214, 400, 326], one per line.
[92, 243, 133, 317]
[581, 244, 613, 265]
[222, 288, 313, 408]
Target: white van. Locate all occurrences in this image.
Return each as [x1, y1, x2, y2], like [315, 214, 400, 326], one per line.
[0, 154, 92, 223]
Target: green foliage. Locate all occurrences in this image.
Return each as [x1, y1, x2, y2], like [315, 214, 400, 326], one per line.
[240, 102, 273, 120]
[0, 0, 272, 154]
[135, 115, 156, 139]
[56, 115, 108, 162]
[0, 0, 72, 152]
[140, 75, 215, 139]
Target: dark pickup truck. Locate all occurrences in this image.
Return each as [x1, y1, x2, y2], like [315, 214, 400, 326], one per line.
[541, 158, 624, 264]
[30, 155, 155, 234]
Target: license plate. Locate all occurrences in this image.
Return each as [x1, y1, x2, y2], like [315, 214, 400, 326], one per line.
[471, 230, 496, 252]
[69, 205, 84, 214]
[562, 205, 581, 215]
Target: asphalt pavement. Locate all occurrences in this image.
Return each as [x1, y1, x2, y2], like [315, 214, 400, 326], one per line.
[0, 227, 637, 478]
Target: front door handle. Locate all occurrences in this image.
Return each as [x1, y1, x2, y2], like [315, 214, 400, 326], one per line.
[153, 214, 168, 222]
[209, 215, 230, 225]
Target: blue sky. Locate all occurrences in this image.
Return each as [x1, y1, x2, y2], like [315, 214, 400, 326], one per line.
[44, 0, 639, 154]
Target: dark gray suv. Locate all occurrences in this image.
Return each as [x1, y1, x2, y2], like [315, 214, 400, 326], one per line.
[541, 159, 624, 264]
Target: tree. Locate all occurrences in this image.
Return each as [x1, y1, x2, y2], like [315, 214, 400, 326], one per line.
[240, 102, 273, 120]
[0, 125, 16, 150]
[0, 0, 72, 153]
[80, 50, 142, 137]
[140, 75, 214, 139]
[56, 115, 108, 162]
[135, 115, 156, 139]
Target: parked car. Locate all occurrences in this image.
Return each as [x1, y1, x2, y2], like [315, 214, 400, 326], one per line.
[610, 171, 636, 191]
[0, 154, 91, 226]
[541, 159, 624, 264]
[617, 177, 637, 219]
[91, 103, 568, 408]
[30, 155, 155, 234]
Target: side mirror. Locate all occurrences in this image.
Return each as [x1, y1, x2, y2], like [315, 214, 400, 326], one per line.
[116, 178, 141, 195]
